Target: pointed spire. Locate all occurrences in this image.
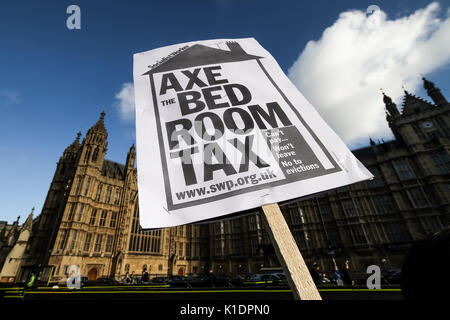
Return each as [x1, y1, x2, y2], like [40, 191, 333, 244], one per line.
[401, 85, 435, 115]
[64, 131, 82, 155]
[87, 111, 108, 136]
[422, 76, 448, 106]
[382, 92, 392, 104]
[402, 85, 410, 96]
[422, 76, 435, 91]
[21, 208, 34, 231]
[382, 91, 400, 116]
[126, 143, 136, 169]
[72, 131, 81, 145]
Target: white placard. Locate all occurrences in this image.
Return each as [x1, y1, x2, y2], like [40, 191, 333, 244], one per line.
[133, 38, 373, 228]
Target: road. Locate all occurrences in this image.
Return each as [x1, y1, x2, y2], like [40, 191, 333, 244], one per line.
[0, 285, 402, 300]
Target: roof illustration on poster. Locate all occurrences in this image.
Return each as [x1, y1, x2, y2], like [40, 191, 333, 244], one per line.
[143, 41, 263, 75]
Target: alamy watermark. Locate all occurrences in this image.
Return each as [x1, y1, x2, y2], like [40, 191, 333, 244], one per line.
[366, 5, 382, 30]
[66, 264, 81, 289]
[66, 5, 81, 30]
[366, 264, 381, 289]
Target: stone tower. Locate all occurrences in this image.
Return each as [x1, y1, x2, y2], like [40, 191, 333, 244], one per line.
[0, 209, 34, 282]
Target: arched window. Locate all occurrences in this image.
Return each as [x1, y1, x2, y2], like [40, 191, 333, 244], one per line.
[158, 264, 163, 272]
[124, 264, 130, 273]
[95, 184, 103, 201]
[114, 188, 121, 205]
[74, 176, 82, 195]
[84, 147, 91, 162]
[92, 148, 99, 162]
[84, 177, 91, 196]
[105, 186, 112, 204]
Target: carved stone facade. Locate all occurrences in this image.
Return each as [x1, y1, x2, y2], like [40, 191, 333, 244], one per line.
[0, 77, 448, 284]
[283, 77, 449, 272]
[0, 210, 34, 282]
[8, 111, 267, 283]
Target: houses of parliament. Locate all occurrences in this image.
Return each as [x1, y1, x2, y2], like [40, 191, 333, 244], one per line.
[0, 77, 449, 283]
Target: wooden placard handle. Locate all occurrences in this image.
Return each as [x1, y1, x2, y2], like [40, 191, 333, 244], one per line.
[262, 203, 322, 300]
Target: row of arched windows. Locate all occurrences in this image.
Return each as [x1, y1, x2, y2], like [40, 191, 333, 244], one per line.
[83, 146, 99, 163]
[129, 205, 162, 253]
[124, 263, 163, 273]
[73, 175, 121, 205]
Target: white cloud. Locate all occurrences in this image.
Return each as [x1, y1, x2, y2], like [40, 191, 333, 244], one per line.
[114, 82, 135, 121]
[288, 2, 450, 148]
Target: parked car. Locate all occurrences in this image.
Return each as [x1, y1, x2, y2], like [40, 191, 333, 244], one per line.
[80, 276, 89, 287]
[213, 274, 233, 287]
[244, 274, 281, 285]
[88, 277, 120, 286]
[230, 274, 251, 287]
[384, 270, 402, 285]
[168, 276, 188, 287]
[268, 273, 288, 285]
[151, 276, 169, 284]
[187, 275, 210, 287]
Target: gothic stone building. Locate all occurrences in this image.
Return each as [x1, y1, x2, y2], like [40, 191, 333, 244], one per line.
[283, 77, 449, 273]
[11, 111, 270, 283]
[0, 210, 33, 282]
[16, 111, 209, 283]
[1, 77, 449, 283]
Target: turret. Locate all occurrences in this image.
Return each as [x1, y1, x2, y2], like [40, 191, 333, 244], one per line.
[80, 111, 108, 169]
[126, 144, 136, 170]
[423, 77, 448, 107]
[383, 92, 400, 117]
[57, 132, 81, 176]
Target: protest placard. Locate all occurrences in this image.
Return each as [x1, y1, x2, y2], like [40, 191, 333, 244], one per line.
[133, 38, 372, 229]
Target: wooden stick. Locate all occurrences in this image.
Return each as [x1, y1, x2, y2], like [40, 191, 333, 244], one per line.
[261, 203, 322, 300]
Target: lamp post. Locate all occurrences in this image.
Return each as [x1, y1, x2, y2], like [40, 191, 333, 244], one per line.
[315, 197, 334, 271]
[167, 228, 174, 277]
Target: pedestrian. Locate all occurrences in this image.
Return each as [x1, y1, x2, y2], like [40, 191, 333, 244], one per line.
[321, 273, 331, 283]
[227, 272, 234, 288]
[341, 260, 354, 287]
[26, 272, 36, 290]
[123, 272, 131, 285]
[209, 270, 216, 288]
[131, 271, 138, 285]
[333, 267, 343, 286]
[309, 263, 322, 286]
[142, 267, 149, 284]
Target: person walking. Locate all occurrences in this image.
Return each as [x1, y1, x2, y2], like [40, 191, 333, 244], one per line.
[309, 263, 322, 286]
[227, 272, 234, 288]
[341, 260, 354, 287]
[26, 272, 36, 290]
[333, 267, 343, 286]
[131, 271, 138, 285]
[123, 272, 132, 285]
[208, 270, 216, 288]
[142, 267, 149, 284]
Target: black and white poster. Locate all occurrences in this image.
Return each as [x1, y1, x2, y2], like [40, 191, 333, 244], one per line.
[133, 38, 373, 228]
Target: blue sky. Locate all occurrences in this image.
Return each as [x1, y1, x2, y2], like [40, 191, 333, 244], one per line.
[1, 0, 449, 223]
